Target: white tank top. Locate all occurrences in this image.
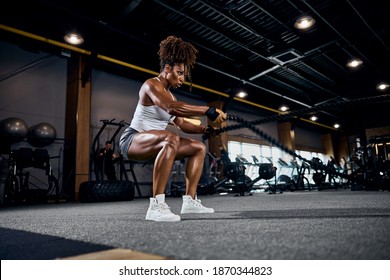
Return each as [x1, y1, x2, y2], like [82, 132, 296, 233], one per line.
[130, 77, 176, 131]
[130, 103, 176, 131]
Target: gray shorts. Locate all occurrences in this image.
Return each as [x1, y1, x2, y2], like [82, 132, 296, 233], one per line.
[119, 126, 139, 160]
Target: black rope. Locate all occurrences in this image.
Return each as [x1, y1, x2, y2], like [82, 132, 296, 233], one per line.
[204, 94, 390, 186]
[215, 93, 390, 135]
[218, 115, 364, 184]
[227, 115, 308, 164]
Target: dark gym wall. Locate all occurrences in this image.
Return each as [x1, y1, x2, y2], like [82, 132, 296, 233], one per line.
[0, 40, 66, 139]
[0, 40, 67, 198]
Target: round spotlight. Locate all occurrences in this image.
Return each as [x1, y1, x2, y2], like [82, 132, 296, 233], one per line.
[236, 91, 248, 98]
[64, 32, 84, 45]
[279, 105, 289, 112]
[294, 15, 316, 30]
[310, 115, 318, 122]
[333, 123, 340, 129]
[346, 58, 363, 68]
[376, 83, 389, 91]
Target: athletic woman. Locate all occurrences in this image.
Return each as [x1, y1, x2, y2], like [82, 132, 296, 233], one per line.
[120, 35, 227, 222]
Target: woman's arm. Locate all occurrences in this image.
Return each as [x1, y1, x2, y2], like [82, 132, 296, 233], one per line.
[173, 117, 206, 134]
[143, 79, 226, 122]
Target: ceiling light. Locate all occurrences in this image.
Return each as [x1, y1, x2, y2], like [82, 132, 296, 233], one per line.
[64, 32, 84, 45]
[279, 105, 289, 112]
[333, 123, 340, 129]
[310, 115, 318, 122]
[376, 83, 390, 91]
[294, 15, 316, 30]
[346, 58, 363, 68]
[236, 90, 248, 98]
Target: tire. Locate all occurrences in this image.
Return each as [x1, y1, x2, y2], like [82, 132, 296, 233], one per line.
[79, 180, 134, 202]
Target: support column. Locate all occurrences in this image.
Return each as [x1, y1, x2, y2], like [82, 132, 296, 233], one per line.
[321, 133, 334, 159]
[277, 121, 295, 160]
[333, 133, 348, 163]
[63, 55, 91, 201]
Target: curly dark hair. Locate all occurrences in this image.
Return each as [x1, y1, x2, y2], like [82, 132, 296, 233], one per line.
[158, 35, 198, 88]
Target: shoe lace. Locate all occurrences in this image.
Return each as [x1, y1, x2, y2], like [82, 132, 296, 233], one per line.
[191, 198, 204, 207]
[157, 202, 173, 213]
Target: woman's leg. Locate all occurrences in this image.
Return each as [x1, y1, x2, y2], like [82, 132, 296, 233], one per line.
[175, 138, 206, 198]
[127, 130, 180, 196]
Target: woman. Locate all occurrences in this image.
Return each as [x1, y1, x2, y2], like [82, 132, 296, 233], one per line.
[120, 35, 227, 222]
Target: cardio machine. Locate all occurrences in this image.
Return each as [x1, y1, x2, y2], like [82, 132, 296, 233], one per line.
[277, 158, 311, 191]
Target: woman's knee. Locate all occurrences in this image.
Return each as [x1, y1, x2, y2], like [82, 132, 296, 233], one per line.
[163, 132, 180, 150]
[194, 141, 206, 156]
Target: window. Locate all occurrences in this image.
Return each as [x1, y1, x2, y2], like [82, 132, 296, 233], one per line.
[227, 141, 242, 163]
[226, 140, 328, 184]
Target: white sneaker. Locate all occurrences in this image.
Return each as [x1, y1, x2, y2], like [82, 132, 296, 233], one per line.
[145, 194, 180, 222]
[181, 195, 215, 214]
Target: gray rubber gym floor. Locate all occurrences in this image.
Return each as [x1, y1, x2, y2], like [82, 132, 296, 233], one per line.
[1, 189, 389, 260]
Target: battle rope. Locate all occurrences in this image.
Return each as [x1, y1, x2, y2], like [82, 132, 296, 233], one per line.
[215, 115, 364, 185]
[212, 93, 390, 136]
[225, 115, 310, 164]
[203, 94, 390, 187]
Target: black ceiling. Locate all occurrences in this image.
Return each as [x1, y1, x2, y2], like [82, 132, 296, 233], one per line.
[1, 0, 390, 134]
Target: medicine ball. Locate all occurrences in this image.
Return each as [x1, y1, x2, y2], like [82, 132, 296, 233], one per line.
[27, 122, 57, 147]
[0, 117, 28, 144]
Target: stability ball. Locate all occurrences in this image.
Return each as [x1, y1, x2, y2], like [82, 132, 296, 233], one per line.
[0, 117, 29, 144]
[27, 122, 57, 147]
